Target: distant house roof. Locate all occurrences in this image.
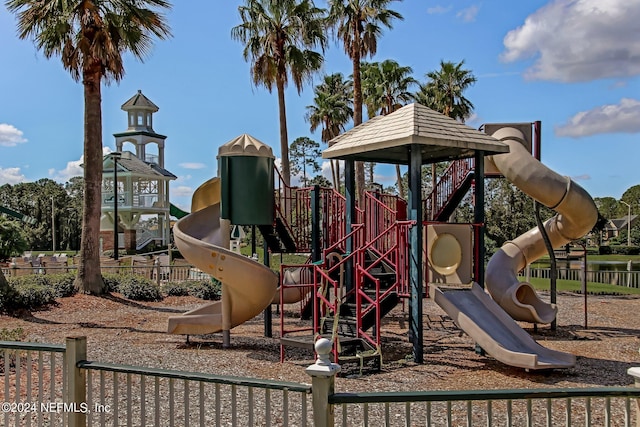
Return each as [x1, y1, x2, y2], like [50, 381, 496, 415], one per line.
[604, 214, 638, 231]
[322, 103, 509, 164]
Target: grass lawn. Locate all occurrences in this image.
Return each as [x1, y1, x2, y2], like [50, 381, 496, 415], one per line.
[526, 277, 640, 295]
[537, 254, 640, 262]
[239, 246, 308, 272]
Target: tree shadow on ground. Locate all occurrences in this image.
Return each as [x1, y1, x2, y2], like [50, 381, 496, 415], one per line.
[526, 324, 640, 342]
[9, 306, 62, 325]
[99, 293, 187, 313]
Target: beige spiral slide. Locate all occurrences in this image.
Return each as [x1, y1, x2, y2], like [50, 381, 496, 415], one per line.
[485, 126, 599, 324]
[167, 177, 308, 338]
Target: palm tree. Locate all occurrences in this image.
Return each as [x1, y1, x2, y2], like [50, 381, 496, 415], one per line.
[414, 60, 477, 122]
[361, 59, 416, 198]
[414, 59, 477, 216]
[231, 0, 327, 186]
[327, 0, 403, 202]
[6, 0, 171, 294]
[305, 73, 353, 188]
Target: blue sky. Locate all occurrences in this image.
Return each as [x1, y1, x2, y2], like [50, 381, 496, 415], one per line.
[1, 0, 639, 211]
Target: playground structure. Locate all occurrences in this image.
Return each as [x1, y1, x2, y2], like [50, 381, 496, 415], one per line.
[168, 104, 599, 371]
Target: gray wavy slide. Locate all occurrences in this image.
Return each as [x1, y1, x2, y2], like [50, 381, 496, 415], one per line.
[434, 283, 575, 370]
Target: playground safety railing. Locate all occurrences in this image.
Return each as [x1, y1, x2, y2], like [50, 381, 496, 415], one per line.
[273, 168, 312, 252]
[354, 221, 414, 350]
[364, 190, 407, 257]
[273, 166, 365, 254]
[3, 337, 640, 427]
[320, 187, 351, 250]
[424, 157, 475, 220]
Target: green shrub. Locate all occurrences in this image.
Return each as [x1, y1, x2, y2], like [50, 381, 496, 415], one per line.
[117, 275, 162, 301]
[187, 279, 221, 300]
[0, 278, 18, 313]
[9, 274, 48, 288]
[6, 275, 55, 309]
[599, 245, 613, 255]
[2, 274, 78, 311]
[46, 273, 77, 297]
[600, 245, 640, 255]
[162, 281, 191, 297]
[612, 245, 640, 255]
[101, 273, 121, 293]
[0, 327, 25, 341]
[14, 283, 55, 309]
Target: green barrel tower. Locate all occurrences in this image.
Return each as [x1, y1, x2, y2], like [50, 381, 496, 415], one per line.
[218, 134, 275, 225]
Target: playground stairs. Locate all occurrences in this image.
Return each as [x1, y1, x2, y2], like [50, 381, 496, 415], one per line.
[279, 334, 381, 374]
[424, 158, 475, 221]
[322, 250, 399, 338]
[280, 249, 401, 373]
[276, 183, 409, 373]
[258, 217, 297, 253]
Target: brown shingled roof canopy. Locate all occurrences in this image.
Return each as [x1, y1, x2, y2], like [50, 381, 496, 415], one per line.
[322, 103, 509, 165]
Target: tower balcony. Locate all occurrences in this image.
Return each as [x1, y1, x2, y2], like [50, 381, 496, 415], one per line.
[102, 191, 167, 210]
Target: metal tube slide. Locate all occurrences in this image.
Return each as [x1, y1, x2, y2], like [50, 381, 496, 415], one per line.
[485, 127, 598, 323]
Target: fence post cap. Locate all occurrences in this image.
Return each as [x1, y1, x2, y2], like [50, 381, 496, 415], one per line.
[627, 366, 640, 381]
[305, 338, 341, 377]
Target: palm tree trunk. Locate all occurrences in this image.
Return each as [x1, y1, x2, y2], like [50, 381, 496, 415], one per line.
[431, 163, 437, 220]
[396, 164, 405, 199]
[389, 99, 405, 199]
[276, 76, 291, 187]
[330, 160, 337, 188]
[352, 31, 365, 206]
[74, 66, 105, 294]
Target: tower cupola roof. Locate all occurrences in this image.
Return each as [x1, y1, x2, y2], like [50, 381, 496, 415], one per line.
[121, 90, 159, 112]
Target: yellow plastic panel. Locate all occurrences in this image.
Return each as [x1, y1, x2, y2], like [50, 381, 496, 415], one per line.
[426, 224, 473, 284]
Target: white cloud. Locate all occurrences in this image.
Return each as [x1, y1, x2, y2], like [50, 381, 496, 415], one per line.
[464, 113, 480, 127]
[50, 158, 84, 182]
[49, 147, 114, 183]
[0, 124, 27, 147]
[374, 171, 397, 186]
[501, 0, 640, 82]
[321, 160, 345, 183]
[572, 174, 591, 181]
[171, 185, 193, 198]
[456, 5, 479, 23]
[555, 98, 640, 137]
[0, 167, 27, 184]
[174, 174, 192, 184]
[427, 5, 452, 15]
[179, 162, 207, 170]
